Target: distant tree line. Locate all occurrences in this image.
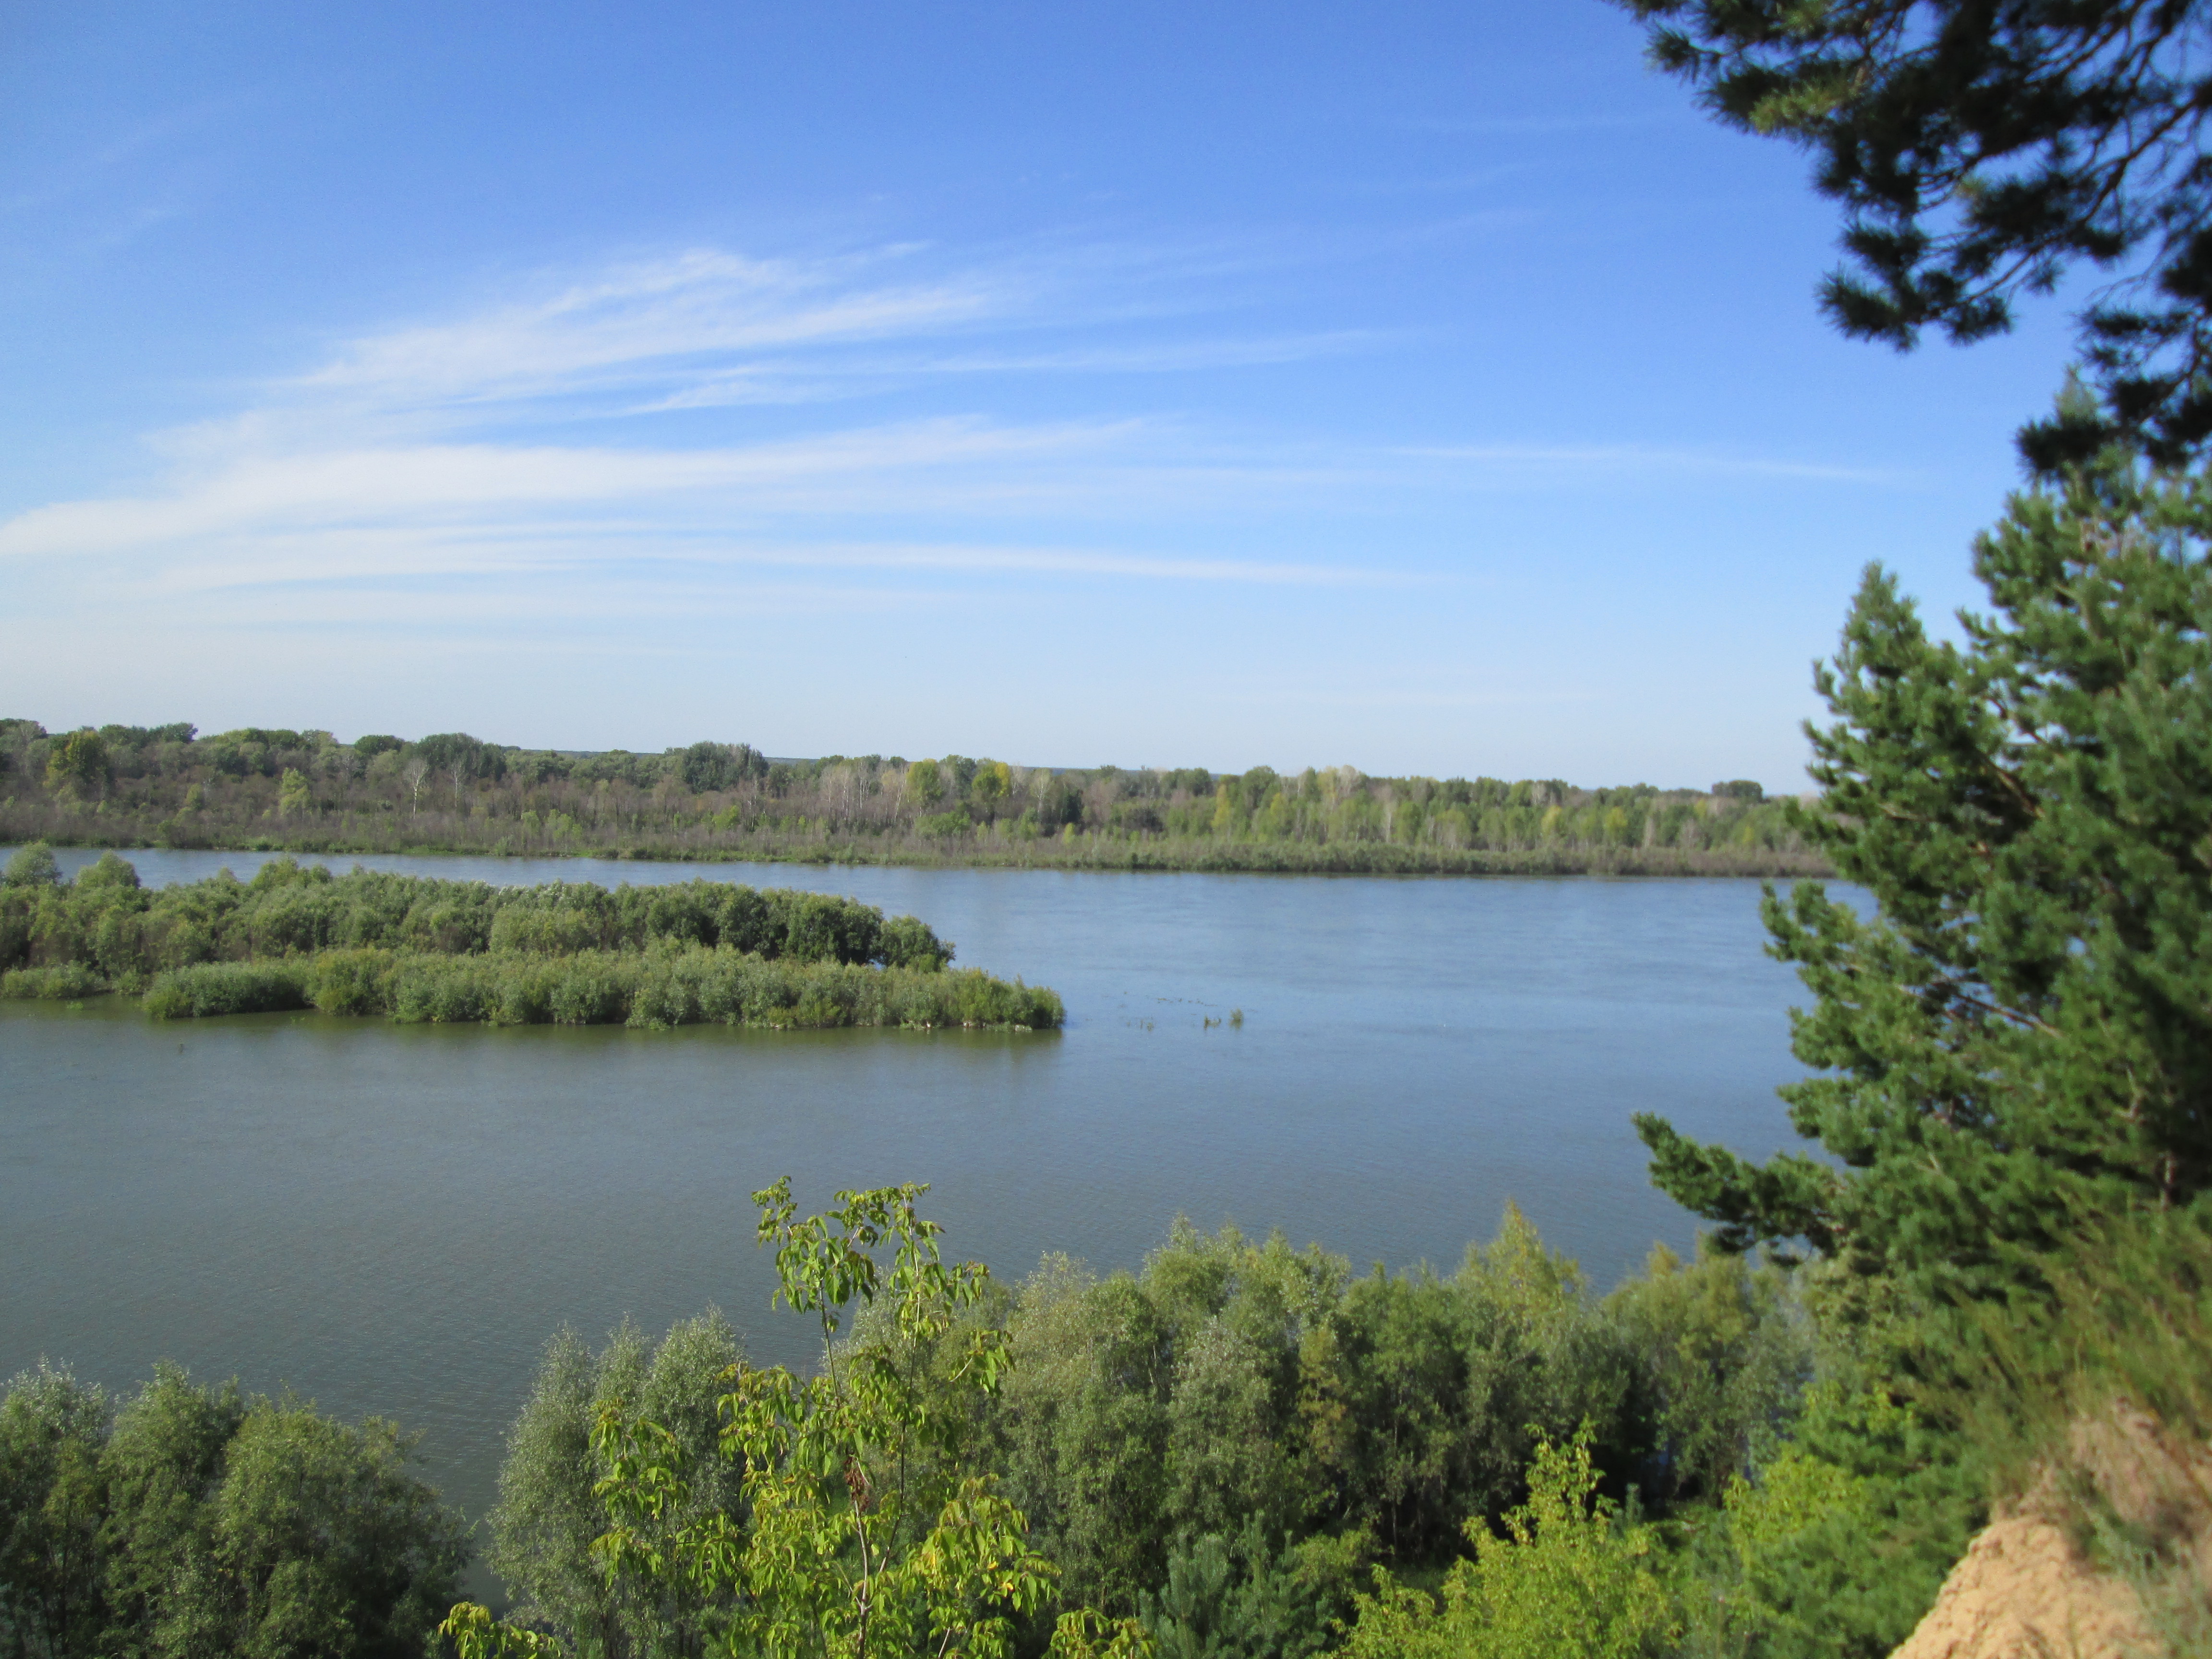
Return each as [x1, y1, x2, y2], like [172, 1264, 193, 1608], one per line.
[0, 720, 1819, 876]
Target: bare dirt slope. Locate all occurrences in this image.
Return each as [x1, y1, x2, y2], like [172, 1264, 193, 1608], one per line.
[1888, 1511, 2153, 1659]
[1891, 1410, 2210, 1659]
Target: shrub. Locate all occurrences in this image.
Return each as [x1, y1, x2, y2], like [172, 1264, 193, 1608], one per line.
[541, 952, 637, 1025]
[1334, 1428, 1679, 1659]
[917, 809, 974, 839]
[302, 948, 400, 1016]
[386, 955, 495, 1024]
[129, 943, 1058, 1031]
[485, 1313, 749, 1653]
[1, 842, 62, 888]
[0, 962, 108, 999]
[143, 961, 309, 1018]
[488, 903, 606, 955]
[0, 1360, 468, 1659]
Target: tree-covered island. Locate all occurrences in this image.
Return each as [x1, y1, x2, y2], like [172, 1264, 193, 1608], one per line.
[0, 851, 1061, 1031]
[0, 723, 1819, 877]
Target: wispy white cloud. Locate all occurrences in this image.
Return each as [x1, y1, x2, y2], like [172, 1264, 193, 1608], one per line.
[1404, 442, 1910, 485]
[154, 532, 1401, 601]
[0, 418, 1135, 559]
[297, 248, 1016, 415]
[0, 238, 1902, 652]
[641, 329, 1388, 411]
[276, 238, 1371, 427]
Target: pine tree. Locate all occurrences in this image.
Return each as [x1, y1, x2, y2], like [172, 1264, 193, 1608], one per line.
[1610, 0, 2212, 468]
[1637, 453, 2212, 1300]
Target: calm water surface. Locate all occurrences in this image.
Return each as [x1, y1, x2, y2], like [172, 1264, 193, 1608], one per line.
[1, 848, 1815, 1547]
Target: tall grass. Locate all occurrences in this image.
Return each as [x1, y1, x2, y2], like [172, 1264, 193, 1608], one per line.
[143, 945, 1062, 1031]
[0, 962, 110, 1000]
[141, 961, 310, 1017]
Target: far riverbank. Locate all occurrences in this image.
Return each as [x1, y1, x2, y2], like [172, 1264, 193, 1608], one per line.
[0, 812, 1829, 878]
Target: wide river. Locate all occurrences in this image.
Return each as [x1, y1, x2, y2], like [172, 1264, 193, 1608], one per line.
[2, 848, 1817, 1562]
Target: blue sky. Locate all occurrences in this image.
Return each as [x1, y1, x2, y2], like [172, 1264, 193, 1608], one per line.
[1, 1, 2081, 789]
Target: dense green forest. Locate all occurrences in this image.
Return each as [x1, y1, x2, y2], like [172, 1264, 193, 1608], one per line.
[0, 721, 1819, 876]
[0, 852, 1061, 1031]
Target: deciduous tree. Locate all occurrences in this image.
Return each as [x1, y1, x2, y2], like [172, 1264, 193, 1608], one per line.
[44, 730, 110, 801]
[446, 1181, 1147, 1659]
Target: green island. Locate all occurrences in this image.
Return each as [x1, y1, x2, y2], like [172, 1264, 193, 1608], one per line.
[0, 850, 1063, 1031]
[1, 721, 1822, 877]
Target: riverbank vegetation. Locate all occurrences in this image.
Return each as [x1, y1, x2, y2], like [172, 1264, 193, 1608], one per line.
[10, 1185, 2203, 1659]
[0, 1361, 468, 1659]
[0, 854, 1062, 1030]
[451, 1190, 1835, 1659]
[0, 722, 1819, 876]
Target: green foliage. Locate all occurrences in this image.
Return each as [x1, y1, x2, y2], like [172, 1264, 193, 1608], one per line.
[1922, 1207, 2212, 1651]
[1615, 460, 2212, 1653]
[917, 811, 974, 841]
[1637, 458, 2212, 1302]
[44, 731, 111, 800]
[1137, 1524, 1357, 1659]
[0, 1360, 466, 1659]
[0, 722, 1811, 877]
[1668, 1377, 1976, 1659]
[3, 844, 61, 889]
[877, 915, 952, 972]
[0, 861, 952, 982]
[484, 1313, 748, 1657]
[1602, 1239, 1813, 1508]
[970, 763, 1013, 823]
[1964, 1205, 2212, 1483]
[75, 852, 139, 892]
[276, 769, 311, 818]
[679, 741, 767, 794]
[451, 1181, 1103, 1659]
[142, 960, 310, 1018]
[980, 1204, 1809, 1628]
[1611, 0, 2212, 467]
[138, 946, 1059, 1030]
[0, 963, 109, 1000]
[1048, 1609, 1156, 1659]
[0, 858, 1034, 1028]
[0, 1362, 108, 1658]
[1332, 1426, 1678, 1659]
